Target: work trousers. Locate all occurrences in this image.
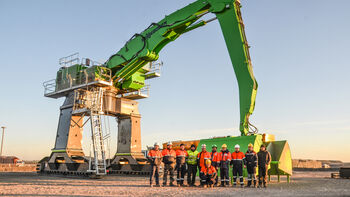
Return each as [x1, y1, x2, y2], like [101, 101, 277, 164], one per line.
[213, 166, 219, 185]
[150, 164, 160, 185]
[187, 164, 197, 186]
[232, 164, 244, 186]
[258, 165, 268, 186]
[176, 163, 187, 185]
[220, 167, 230, 186]
[247, 165, 257, 186]
[163, 164, 175, 185]
[200, 174, 215, 186]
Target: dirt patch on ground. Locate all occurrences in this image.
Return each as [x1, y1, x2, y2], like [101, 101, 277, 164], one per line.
[0, 171, 349, 196]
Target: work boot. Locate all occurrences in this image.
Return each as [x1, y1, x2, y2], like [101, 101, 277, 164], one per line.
[155, 184, 161, 187]
[150, 184, 153, 187]
[240, 184, 244, 188]
[162, 183, 167, 187]
[169, 182, 175, 187]
[253, 180, 257, 188]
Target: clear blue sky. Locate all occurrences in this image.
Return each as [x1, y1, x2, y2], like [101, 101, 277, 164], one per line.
[0, 0, 349, 162]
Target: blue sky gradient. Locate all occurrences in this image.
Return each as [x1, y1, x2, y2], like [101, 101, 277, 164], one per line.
[0, 0, 349, 161]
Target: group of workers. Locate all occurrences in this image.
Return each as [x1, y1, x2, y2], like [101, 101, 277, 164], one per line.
[147, 142, 271, 188]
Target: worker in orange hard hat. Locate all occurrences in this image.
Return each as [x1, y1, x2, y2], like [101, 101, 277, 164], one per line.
[147, 142, 163, 187]
[218, 144, 231, 187]
[231, 144, 245, 187]
[198, 144, 211, 186]
[244, 143, 258, 187]
[162, 142, 176, 186]
[175, 143, 188, 186]
[200, 159, 217, 188]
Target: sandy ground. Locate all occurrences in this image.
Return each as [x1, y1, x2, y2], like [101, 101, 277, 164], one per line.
[0, 171, 349, 196]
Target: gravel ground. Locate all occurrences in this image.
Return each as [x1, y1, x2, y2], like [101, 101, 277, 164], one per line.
[0, 171, 349, 196]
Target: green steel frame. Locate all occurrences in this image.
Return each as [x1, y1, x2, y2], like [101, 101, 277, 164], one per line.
[104, 0, 257, 136]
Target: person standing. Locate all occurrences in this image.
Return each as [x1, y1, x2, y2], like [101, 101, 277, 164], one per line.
[231, 144, 245, 187]
[257, 144, 271, 188]
[210, 144, 219, 186]
[162, 142, 176, 186]
[197, 144, 211, 186]
[187, 144, 199, 186]
[244, 143, 258, 188]
[200, 159, 217, 188]
[176, 143, 188, 186]
[147, 142, 163, 187]
[218, 144, 231, 187]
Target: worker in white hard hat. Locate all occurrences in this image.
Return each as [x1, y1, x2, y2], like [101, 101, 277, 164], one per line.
[147, 142, 163, 187]
[198, 144, 211, 186]
[231, 144, 245, 187]
[162, 142, 176, 186]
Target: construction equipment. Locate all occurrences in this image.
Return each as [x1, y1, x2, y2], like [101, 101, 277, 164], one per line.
[38, 0, 291, 178]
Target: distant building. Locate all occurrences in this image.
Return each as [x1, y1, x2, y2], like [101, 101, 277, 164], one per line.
[0, 156, 19, 164]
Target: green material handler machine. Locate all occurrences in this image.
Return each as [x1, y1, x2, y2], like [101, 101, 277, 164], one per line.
[39, 0, 292, 180]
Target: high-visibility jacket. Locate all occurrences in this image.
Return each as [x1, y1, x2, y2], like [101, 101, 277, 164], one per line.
[210, 151, 219, 167]
[218, 150, 231, 168]
[176, 149, 188, 165]
[231, 151, 245, 167]
[244, 150, 257, 167]
[201, 165, 217, 176]
[162, 148, 176, 164]
[147, 149, 162, 165]
[187, 150, 199, 165]
[198, 151, 211, 168]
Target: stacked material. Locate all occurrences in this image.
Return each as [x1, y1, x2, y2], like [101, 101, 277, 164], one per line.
[292, 159, 322, 169]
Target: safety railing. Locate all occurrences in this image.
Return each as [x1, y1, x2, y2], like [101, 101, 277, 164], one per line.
[59, 53, 79, 67]
[43, 79, 57, 95]
[43, 66, 112, 97]
[119, 84, 150, 99]
[144, 61, 163, 79]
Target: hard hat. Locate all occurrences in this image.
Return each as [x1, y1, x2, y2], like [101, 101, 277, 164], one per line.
[205, 159, 212, 165]
[221, 144, 227, 148]
[235, 144, 240, 149]
[201, 144, 206, 148]
[167, 142, 173, 146]
[248, 143, 253, 148]
[154, 142, 159, 146]
[212, 144, 217, 148]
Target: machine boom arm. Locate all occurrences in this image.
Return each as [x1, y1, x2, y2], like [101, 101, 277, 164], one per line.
[105, 0, 258, 136]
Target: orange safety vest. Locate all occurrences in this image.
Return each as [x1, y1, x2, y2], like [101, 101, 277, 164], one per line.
[231, 151, 245, 160]
[162, 148, 176, 164]
[231, 151, 245, 166]
[176, 149, 188, 157]
[198, 151, 211, 168]
[218, 151, 232, 162]
[148, 149, 162, 165]
[201, 165, 217, 175]
[210, 151, 219, 163]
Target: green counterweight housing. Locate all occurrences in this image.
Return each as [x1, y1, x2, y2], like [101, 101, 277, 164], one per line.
[105, 0, 257, 136]
[198, 135, 292, 180]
